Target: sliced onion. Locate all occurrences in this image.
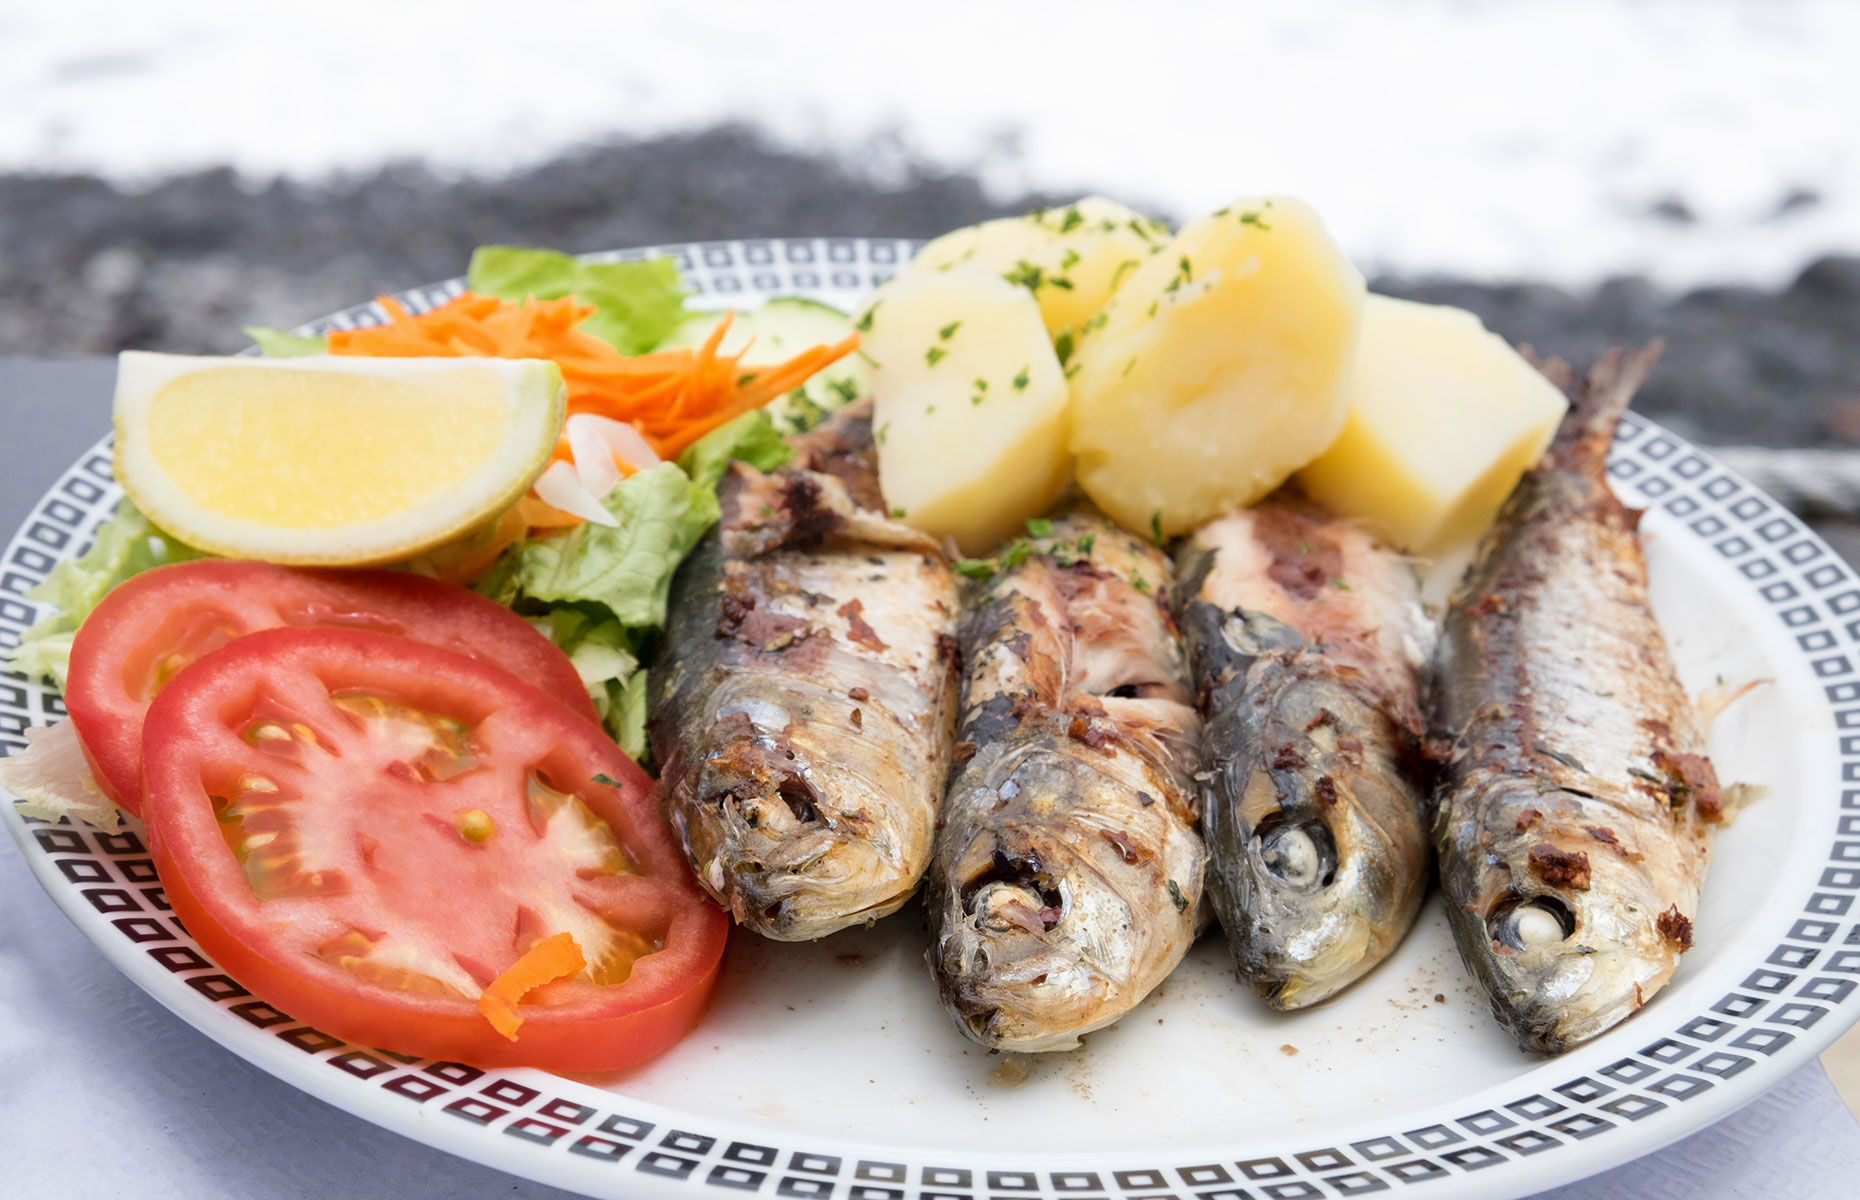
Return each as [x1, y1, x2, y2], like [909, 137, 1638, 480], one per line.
[566, 414, 662, 501]
[0, 720, 121, 831]
[532, 460, 618, 527]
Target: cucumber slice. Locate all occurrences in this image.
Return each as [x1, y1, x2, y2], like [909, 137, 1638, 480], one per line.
[659, 297, 867, 432]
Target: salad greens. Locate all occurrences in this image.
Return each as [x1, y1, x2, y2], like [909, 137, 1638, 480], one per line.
[466, 246, 688, 355]
[479, 411, 790, 758]
[6, 500, 209, 689]
[10, 245, 821, 766]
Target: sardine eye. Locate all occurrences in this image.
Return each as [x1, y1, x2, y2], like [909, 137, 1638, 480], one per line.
[1489, 896, 1576, 949]
[1255, 815, 1336, 890]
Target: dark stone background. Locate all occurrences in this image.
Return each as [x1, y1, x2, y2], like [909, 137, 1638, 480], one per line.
[3, 127, 1856, 450]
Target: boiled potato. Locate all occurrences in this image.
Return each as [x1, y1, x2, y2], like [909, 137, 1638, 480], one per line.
[1298, 295, 1569, 551]
[907, 196, 1168, 338]
[862, 266, 1070, 554]
[1068, 196, 1365, 538]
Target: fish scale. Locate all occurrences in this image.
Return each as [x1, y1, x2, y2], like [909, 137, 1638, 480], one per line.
[1175, 495, 1433, 1010]
[1431, 345, 1719, 1053]
[647, 400, 961, 941]
[925, 512, 1204, 1052]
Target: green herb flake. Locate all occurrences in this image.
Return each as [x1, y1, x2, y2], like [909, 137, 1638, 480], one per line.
[925, 345, 947, 367]
[1239, 211, 1272, 231]
[1150, 511, 1164, 546]
[1167, 879, 1187, 912]
[877, 421, 891, 445]
[855, 303, 879, 333]
[1059, 248, 1082, 271]
[1122, 356, 1138, 378]
[1054, 328, 1077, 367]
[1003, 260, 1045, 291]
[1058, 206, 1085, 234]
[1012, 366, 1031, 391]
[1078, 533, 1096, 555]
[591, 773, 622, 787]
[1147, 300, 1159, 318]
[1108, 258, 1141, 291]
[925, 404, 937, 415]
[1333, 579, 1353, 591]
[1298, 540, 1312, 555]
[1131, 574, 1152, 594]
[1000, 539, 1033, 570]
[938, 320, 962, 341]
[1026, 517, 1055, 538]
[953, 558, 996, 580]
[891, 507, 908, 518]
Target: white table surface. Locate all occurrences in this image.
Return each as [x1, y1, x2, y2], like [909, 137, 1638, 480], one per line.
[3, 359, 1859, 1199]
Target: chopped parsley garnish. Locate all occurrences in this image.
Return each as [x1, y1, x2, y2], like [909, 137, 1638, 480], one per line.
[826, 377, 861, 405]
[1012, 365, 1030, 391]
[891, 507, 908, 518]
[855, 303, 879, 332]
[1053, 328, 1077, 367]
[971, 377, 989, 406]
[876, 421, 890, 444]
[1058, 206, 1085, 233]
[1333, 579, 1353, 591]
[591, 773, 621, 787]
[1131, 574, 1152, 594]
[938, 320, 962, 341]
[1239, 210, 1272, 231]
[1109, 258, 1141, 291]
[925, 345, 947, 367]
[1026, 517, 1054, 538]
[1003, 260, 1046, 291]
[1059, 248, 1082, 271]
[953, 558, 996, 580]
[1150, 511, 1164, 546]
[1122, 356, 1138, 378]
[1167, 879, 1187, 912]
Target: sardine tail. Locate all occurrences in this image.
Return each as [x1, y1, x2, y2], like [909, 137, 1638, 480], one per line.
[1547, 341, 1663, 477]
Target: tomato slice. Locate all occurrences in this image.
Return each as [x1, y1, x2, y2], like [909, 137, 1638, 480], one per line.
[65, 560, 597, 814]
[141, 627, 727, 1071]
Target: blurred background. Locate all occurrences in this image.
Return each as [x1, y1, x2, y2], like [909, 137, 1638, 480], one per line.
[2, 0, 1859, 1097]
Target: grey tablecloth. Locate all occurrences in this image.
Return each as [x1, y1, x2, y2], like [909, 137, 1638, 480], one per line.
[3, 358, 1858, 1199]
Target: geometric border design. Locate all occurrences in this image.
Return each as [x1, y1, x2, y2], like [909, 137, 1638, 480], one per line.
[5, 238, 1860, 1200]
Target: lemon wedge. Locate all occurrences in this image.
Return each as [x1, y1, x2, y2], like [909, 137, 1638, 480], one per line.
[113, 351, 565, 565]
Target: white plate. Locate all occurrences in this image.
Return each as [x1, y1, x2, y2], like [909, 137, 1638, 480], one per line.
[3, 237, 1857, 1200]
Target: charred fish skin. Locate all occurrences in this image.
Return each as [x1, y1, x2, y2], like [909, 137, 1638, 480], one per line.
[1176, 500, 1433, 1010]
[926, 514, 1205, 1053]
[1433, 346, 1718, 1054]
[648, 400, 961, 941]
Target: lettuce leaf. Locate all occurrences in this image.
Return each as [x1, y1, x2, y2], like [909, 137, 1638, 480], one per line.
[5, 499, 210, 688]
[467, 246, 688, 355]
[244, 325, 328, 357]
[482, 411, 792, 760]
[678, 409, 792, 492]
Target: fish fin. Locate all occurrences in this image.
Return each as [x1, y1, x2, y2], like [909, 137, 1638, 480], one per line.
[1696, 676, 1768, 727]
[1718, 781, 1769, 824]
[1548, 341, 1664, 478]
[1519, 345, 1575, 393]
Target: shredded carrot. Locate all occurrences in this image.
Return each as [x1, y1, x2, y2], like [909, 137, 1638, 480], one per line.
[329, 292, 857, 464]
[478, 931, 586, 1041]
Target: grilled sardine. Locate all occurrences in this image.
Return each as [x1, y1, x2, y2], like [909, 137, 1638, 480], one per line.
[1176, 497, 1433, 1009]
[1432, 345, 1719, 1053]
[926, 513, 1204, 1052]
[648, 401, 961, 940]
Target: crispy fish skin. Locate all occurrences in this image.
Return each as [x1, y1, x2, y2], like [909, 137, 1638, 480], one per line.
[648, 401, 960, 940]
[1433, 346, 1719, 1054]
[926, 514, 1204, 1052]
[1176, 498, 1433, 1010]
